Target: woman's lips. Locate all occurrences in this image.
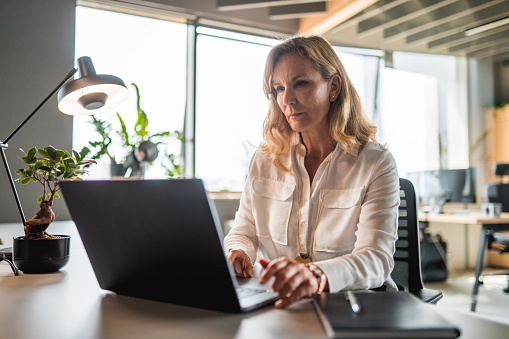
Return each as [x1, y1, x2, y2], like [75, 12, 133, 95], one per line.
[289, 112, 304, 118]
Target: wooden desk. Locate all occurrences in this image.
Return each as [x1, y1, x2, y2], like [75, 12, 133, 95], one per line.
[1, 221, 508, 339]
[419, 212, 509, 312]
[419, 212, 509, 269]
[419, 212, 509, 226]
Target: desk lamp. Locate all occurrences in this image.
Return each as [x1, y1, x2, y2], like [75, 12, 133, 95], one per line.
[123, 140, 159, 177]
[0, 56, 128, 274]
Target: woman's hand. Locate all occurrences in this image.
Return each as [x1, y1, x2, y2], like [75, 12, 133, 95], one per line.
[259, 257, 323, 308]
[227, 249, 253, 277]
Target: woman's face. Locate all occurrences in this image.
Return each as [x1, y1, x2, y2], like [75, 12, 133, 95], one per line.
[272, 52, 336, 138]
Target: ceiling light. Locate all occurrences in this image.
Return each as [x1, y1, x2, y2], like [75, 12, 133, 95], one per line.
[465, 16, 509, 36]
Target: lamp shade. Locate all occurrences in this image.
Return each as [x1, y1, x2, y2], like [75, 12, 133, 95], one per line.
[136, 140, 159, 162]
[57, 56, 129, 115]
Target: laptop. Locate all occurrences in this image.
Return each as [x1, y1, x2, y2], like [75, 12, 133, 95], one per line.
[59, 179, 278, 312]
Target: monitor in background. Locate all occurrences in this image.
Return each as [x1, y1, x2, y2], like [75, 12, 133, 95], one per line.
[407, 168, 476, 213]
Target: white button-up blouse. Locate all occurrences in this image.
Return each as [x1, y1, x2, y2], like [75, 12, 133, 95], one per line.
[224, 140, 400, 293]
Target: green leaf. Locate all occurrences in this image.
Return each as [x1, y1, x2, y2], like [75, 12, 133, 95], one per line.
[78, 159, 96, 166]
[45, 146, 57, 161]
[34, 160, 45, 170]
[117, 113, 131, 147]
[38, 166, 52, 173]
[79, 146, 90, 159]
[20, 153, 36, 165]
[53, 192, 60, 199]
[73, 150, 81, 162]
[37, 148, 50, 159]
[37, 195, 44, 203]
[20, 178, 31, 185]
[56, 166, 65, 176]
[27, 147, 37, 159]
[55, 150, 65, 162]
[151, 131, 171, 138]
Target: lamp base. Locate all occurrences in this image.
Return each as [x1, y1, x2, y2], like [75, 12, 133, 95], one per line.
[13, 235, 70, 273]
[0, 247, 13, 261]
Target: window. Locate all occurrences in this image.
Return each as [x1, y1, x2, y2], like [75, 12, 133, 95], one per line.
[74, 7, 187, 179]
[195, 29, 277, 191]
[392, 52, 469, 172]
[333, 47, 381, 122]
[379, 68, 440, 178]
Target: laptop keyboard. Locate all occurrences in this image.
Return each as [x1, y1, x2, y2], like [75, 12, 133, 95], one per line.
[237, 286, 270, 299]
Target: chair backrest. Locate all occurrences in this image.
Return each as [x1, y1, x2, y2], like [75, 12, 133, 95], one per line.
[485, 182, 509, 212]
[391, 178, 425, 295]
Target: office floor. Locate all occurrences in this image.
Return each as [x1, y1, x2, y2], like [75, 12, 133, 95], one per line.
[426, 269, 509, 326]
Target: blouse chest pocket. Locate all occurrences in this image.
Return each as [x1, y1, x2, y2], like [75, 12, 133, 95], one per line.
[251, 177, 295, 245]
[314, 187, 365, 253]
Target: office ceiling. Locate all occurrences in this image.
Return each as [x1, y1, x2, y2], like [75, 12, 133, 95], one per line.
[216, 0, 509, 59]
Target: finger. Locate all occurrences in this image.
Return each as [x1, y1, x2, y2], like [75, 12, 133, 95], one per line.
[258, 258, 291, 284]
[232, 259, 244, 275]
[276, 282, 314, 308]
[228, 250, 253, 277]
[276, 269, 310, 298]
[243, 260, 254, 278]
[270, 264, 302, 293]
[259, 259, 270, 268]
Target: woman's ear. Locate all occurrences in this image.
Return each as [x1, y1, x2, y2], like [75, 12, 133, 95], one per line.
[329, 74, 341, 102]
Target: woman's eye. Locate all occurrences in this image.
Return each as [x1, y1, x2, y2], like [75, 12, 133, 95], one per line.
[274, 86, 284, 93]
[295, 80, 308, 87]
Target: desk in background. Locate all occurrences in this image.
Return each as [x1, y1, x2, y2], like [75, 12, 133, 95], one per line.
[419, 212, 509, 312]
[1, 221, 508, 338]
[419, 212, 509, 269]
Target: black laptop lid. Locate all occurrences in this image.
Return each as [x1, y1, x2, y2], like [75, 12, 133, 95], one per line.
[60, 179, 241, 312]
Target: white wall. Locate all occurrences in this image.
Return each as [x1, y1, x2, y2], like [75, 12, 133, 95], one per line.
[0, 0, 76, 223]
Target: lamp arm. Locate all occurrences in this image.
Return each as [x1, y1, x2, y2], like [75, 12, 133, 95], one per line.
[0, 67, 77, 226]
[3, 68, 77, 144]
[0, 147, 25, 224]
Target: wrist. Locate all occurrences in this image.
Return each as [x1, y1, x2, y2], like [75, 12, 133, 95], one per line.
[305, 263, 327, 294]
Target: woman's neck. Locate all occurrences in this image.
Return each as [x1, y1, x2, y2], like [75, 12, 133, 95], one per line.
[300, 133, 335, 163]
[300, 133, 335, 183]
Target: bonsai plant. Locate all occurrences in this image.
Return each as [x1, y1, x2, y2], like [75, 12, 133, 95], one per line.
[82, 82, 183, 178]
[13, 145, 95, 273]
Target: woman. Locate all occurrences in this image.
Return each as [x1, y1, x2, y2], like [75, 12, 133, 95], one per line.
[224, 35, 399, 308]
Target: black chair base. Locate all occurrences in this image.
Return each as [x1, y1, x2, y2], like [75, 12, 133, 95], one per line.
[417, 289, 443, 304]
[471, 227, 509, 312]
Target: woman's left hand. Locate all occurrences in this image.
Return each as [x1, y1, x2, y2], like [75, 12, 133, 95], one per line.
[258, 257, 321, 308]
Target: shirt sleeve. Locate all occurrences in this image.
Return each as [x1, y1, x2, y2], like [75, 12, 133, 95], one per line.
[223, 154, 259, 264]
[315, 148, 400, 292]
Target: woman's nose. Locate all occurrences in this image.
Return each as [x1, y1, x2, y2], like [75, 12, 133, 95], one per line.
[281, 88, 296, 106]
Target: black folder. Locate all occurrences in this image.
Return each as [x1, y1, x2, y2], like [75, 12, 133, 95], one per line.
[312, 291, 460, 339]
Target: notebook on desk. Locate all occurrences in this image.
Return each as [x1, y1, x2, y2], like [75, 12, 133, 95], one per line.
[59, 179, 278, 313]
[312, 291, 460, 339]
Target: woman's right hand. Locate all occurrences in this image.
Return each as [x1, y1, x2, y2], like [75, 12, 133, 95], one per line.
[227, 249, 253, 277]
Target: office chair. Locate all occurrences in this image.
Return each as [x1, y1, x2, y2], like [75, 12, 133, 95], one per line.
[491, 232, 509, 293]
[391, 178, 443, 304]
[472, 179, 509, 311]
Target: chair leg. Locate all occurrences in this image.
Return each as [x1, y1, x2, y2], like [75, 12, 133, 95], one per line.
[471, 228, 489, 312]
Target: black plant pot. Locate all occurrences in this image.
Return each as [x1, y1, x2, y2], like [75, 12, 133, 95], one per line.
[110, 162, 127, 177]
[13, 235, 70, 274]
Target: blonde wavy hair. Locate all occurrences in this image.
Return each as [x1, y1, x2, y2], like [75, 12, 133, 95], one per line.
[260, 35, 377, 172]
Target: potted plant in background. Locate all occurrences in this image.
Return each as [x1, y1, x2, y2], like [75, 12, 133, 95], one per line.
[13, 146, 95, 273]
[81, 83, 183, 178]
